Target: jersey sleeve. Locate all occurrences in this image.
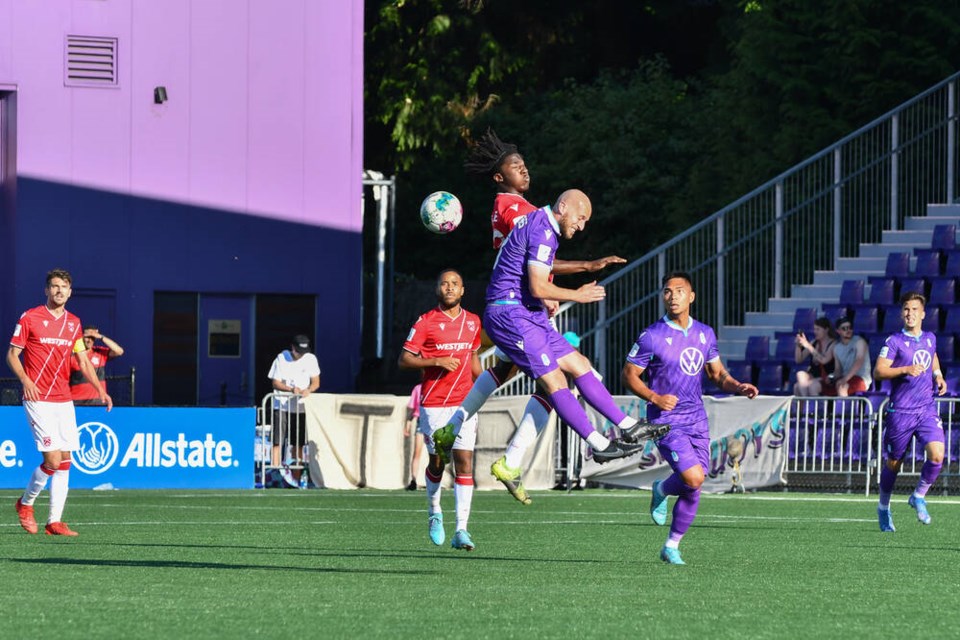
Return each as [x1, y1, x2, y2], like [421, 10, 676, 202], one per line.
[525, 221, 557, 271]
[625, 330, 654, 369]
[877, 335, 898, 362]
[706, 327, 720, 363]
[402, 314, 429, 355]
[10, 312, 28, 349]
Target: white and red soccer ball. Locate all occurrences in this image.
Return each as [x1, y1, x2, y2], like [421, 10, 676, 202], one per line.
[420, 191, 463, 234]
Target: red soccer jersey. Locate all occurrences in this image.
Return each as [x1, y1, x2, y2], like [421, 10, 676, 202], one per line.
[402, 307, 482, 407]
[491, 192, 537, 250]
[70, 345, 109, 400]
[10, 305, 85, 403]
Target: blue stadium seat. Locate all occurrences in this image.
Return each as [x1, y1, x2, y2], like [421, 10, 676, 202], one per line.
[931, 224, 957, 252]
[852, 306, 878, 334]
[839, 279, 864, 305]
[756, 363, 786, 395]
[868, 334, 889, 361]
[867, 278, 896, 306]
[928, 278, 956, 306]
[725, 360, 754, 387]
[792, 308, 817, 335]
[936, 335, 955, 364]
[745, 335, 770, 363]
[922, 306, 941, 333]
[885, 252, 911, 278]
[913, 249, 942, 278]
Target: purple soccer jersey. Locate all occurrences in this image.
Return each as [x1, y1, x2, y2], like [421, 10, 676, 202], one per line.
[625, 316, 719, 432]
[485, 206, 558, 308]
[878, 330, 938, 412]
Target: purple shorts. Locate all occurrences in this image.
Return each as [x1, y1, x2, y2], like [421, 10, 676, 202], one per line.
[483, 304, 575, 380]
[883, 409, 944, 462]
[656, 419, 710, 474]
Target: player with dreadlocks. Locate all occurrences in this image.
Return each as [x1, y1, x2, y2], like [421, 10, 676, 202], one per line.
[435, 128, 664, 505]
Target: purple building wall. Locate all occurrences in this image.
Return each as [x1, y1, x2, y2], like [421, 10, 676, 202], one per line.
[0, 0, 364, 403]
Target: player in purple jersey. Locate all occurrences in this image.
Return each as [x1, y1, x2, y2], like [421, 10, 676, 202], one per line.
[444, 189, 669, 469]
[872, 292, 947, 530]
[622, 272, 758, 565]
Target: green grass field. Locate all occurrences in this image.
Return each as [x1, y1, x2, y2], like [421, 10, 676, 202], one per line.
[0, 487, 957, 639]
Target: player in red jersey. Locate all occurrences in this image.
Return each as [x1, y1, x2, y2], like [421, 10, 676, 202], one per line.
[399, 268, 482, 550]
[439, 129, 646, 504]
[7, 269, 112, 536]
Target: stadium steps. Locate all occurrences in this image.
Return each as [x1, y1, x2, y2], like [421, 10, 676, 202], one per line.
[718, 205, 960, 365]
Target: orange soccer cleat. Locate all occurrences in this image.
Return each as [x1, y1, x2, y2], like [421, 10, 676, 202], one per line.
[44, 521, 79, 537]
[15, 498, 38, 534]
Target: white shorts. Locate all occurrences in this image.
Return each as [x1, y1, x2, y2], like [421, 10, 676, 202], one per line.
[418, 406, 478, 454]
[23, 400, 79, 452]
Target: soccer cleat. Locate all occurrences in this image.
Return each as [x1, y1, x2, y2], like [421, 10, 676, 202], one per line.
[451, 529, 475, 551]
[45, 522, 79, 537]
[278, 467, 297, 488]
[428, 513, 445, 546]
[660, 545, 685, 565]
[877, 507, 896, 532]
[405, 479, 418, 491]
[649, 479, 669, 526]
[15, 498, 38, 534]
[592, 439, 644, 464]
[620, 421, 671, 444]
[491, 456, 532, 505]
[908, 495, 931, 525]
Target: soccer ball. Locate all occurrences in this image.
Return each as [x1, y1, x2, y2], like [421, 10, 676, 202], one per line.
[420, 191, 463, 234]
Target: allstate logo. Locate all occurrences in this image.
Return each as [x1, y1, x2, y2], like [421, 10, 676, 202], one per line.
[73, 422, 120, 474]
[913, 350, 932, 370]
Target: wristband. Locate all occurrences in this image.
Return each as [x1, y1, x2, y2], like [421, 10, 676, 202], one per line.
[933, 369, 942, 378]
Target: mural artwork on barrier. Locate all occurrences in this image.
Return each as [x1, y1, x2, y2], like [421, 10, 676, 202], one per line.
[0, 407, 255, 489]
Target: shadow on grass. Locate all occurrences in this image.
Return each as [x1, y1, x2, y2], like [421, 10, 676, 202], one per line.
[9, 557, 438, 575]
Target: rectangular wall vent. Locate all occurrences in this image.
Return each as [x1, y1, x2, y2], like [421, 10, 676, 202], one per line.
[64, 35, 118, 87]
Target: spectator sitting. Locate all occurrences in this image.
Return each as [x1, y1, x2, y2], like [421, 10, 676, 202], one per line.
[70, 326, 124, 405]
[793, 317, 836, 396]
[831, 317, 873, 397]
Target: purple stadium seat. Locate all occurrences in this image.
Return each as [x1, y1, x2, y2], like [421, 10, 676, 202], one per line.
[885, 252, 911, 278]
[725, 360, 754, 387]
[943, 305, 960, 335]
[756, 363, 786, 394]
[868, 334, 888, 361]
[931, 224, 957, 252]
[820, 303, 849, 325]
[899, 277, 926, 297]
[745, 335, 770, 362]
[852, 306, 878, 334]
[792, 308, 817, 335]
[945, 250, 960, 276]
[774, 334, 796, 363]
[914, 250, 942, 278]
[839, 280, 864, 305]
[922, 306, 940, 332]
[936, 335, 955, 364]
[881, 305, 903, 333]
[928, 278, 956, 306]
[867, 278, 896, 306]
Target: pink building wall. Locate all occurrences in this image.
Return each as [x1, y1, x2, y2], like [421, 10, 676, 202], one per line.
[0, 0, 363, 232]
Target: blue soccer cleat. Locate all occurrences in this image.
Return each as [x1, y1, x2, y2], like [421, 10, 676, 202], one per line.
[877, 506, 896, 532]
[428, 513, 445, 545]
[451, 529, 475, 551]
[660, 545, 685, 565]
[908, 495, 931, 525]
[650, 479, 668, 526]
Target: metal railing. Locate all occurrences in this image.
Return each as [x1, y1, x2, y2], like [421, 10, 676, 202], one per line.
[256, 392, 310, 489]
[0, 367, 137, 406]
[485, 72, 960, 396]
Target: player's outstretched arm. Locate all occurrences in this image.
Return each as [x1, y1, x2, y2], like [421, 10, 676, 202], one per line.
[528, 264, 605, 304]
[552, 255, 627, 276]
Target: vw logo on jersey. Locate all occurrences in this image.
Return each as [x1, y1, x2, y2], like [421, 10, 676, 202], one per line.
[913, 349, 932, 370]
[679, 347, 705, 376]
[73, 421, 120, 475]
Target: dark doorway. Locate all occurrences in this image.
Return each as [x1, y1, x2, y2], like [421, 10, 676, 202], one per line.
[254, 295, 316, 404]
[153, 292, 199, 405]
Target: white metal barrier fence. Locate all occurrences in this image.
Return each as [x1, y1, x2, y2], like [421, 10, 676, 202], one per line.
[874, 396, 960, 493]
[256, 392, 309, 488]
